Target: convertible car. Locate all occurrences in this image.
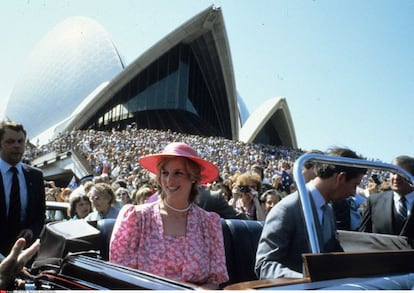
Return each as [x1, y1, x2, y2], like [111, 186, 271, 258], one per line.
[17, 154, 414, 290]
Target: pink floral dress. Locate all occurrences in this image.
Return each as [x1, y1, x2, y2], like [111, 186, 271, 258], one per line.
[109, 201, 229, 285]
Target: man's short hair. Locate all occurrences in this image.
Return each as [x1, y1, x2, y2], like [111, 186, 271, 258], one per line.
[315, 147, 367, 180]
[393, 155, 414, 176]
[0, 120, 27, 141]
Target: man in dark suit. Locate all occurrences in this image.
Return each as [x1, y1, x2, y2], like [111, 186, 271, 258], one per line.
[0, 121, 46, 256]
[359, 155, 414, 238]
[255, 147, 367, 278]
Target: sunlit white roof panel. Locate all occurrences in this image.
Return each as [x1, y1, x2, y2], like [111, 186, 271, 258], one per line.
[6, 16, 124, 138]
[239, 97, 297, 148]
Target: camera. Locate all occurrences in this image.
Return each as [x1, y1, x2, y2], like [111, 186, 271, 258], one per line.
[238, 185, 250, 193]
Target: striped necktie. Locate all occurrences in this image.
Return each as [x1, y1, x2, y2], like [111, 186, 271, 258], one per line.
[398, 196, 407, 222]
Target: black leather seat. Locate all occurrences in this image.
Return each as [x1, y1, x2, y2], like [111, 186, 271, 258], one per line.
[220, 219, 264, 287]
[96, 218, 116, 260]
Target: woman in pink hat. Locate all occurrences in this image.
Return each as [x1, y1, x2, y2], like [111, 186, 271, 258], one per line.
[109, 142, 228, 289]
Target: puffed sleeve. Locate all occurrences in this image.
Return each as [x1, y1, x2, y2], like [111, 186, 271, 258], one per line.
[206, 212, 229, 284]
[109, 204, 140, 268]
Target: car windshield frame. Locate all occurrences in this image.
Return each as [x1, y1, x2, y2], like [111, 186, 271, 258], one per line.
[292, 153, 414, 254]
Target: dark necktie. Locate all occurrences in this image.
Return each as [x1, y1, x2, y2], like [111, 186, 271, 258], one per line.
[398, 196, 407, 222]
[332, 198, 350, 230]
[322, 203, 333, 245]
[8, 166, 21, 234]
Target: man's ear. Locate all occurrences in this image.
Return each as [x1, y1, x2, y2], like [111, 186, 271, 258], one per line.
[337, 171, 347, 183]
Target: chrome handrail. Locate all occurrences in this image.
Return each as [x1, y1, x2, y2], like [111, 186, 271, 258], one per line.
[292, 153, 414, 253]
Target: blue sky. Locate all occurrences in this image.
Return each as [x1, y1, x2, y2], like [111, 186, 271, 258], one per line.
[1, 0, 413, 163]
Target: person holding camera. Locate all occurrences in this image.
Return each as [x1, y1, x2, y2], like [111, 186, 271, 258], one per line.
[229, 171, 265, 221]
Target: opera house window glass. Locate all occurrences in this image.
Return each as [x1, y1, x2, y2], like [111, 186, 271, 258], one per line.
[93, 44, 214, 133]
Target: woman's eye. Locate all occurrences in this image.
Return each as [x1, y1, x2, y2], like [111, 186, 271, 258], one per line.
[161, 171, 169, 177]
[175, 171, 184, 177]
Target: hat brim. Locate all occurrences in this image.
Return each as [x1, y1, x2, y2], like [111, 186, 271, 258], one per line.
[139, 154, 219, 184]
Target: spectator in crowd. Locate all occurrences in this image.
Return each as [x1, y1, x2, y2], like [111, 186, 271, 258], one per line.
[251, 164, 267, 193]
[300, 150, 325, 183]
[85, 183, 119, 221]
[93, 173, 111, 185]
[133, 186, 153, 205]
[110, 142, 228, 289]
[114, 187, 132, 209]
[271, 173, 288, 197]
[197, 185, 248, 220]
[112, 179, 128, 191]
[45, 182, 59, 221]
[260, 189, 282, 217]
[360, 155, 414, 238]
[68, 192, 92, 219]
[0, 121, 45, 256]
[0, 238, 40, 289]
[44, 180, 59, 198]
[83, 181, 95, 195]
[278, 161, 294, 194]
[251, 164, 264, 180]
[214, 181, 232, 202]
[229, 172, 265, 221]
[359, 174, 382, 197]
[57, 187, 72, 202]
[255, 147, 366, 279]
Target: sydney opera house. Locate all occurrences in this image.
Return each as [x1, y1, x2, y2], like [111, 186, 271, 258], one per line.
[5, 5, 297, 151]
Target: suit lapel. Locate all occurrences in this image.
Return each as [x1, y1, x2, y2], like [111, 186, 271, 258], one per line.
[20, 164, 33, 225]
[401, 195, 414, 236]
[21, 164, 31, 188]
[384, 191, 395, 232]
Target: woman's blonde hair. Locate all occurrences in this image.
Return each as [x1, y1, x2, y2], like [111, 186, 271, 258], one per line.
[235, 171, 262, 191]
[135, 186, 153, 204]
[90, 182, 116, 205]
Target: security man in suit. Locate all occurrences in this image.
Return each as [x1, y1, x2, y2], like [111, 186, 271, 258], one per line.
[0, 120, 46, 256]
[360, 155, 414, 238]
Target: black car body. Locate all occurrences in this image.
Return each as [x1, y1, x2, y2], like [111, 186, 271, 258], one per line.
[24, 154, 414, 290]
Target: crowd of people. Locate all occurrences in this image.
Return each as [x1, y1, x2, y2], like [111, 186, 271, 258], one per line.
[25, 127, 304, 188]
[2, 120, 414, 289]
[32, 126, 392, 224]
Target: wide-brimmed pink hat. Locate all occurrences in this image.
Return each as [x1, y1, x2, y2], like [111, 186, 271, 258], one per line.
[138, 142, 219, 184]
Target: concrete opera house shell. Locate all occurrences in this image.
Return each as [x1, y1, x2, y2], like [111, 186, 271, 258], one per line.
[5, 6, 297, 149]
